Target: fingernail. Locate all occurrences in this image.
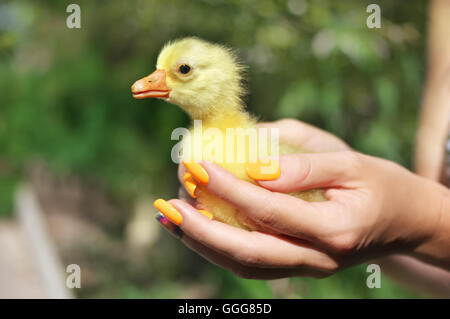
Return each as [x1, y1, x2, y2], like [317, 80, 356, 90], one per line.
[245, 159, 281, 181]
[198, 209, 213, 220]
[183, 173, 197, 198]
[153, 199, 183, 225]
[155, 213, 183, 238]
[183, 160, 209, 184]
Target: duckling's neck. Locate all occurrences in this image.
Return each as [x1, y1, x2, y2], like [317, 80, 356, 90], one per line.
[191, 104, 254, 130]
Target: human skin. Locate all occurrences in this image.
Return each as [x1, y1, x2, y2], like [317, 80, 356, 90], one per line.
[415, 0, 450, 181]
[375, 0, 450, 297]
[155, 119, 450, 280]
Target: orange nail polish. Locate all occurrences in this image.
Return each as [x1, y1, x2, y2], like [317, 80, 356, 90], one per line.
[198, 209, 213, 220]
[183, 160, 209, 184]
[153, 199, 183, 225]
[183, 173, 197, 198]
[245, 159, 281, 181]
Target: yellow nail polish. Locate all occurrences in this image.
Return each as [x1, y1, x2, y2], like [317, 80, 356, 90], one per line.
[183, 173, 197, 198]
[245, 159, 281, 181]
[153, 199, 183, 225]
[183, 160, 209, 184]
[198, 209, 213, 220]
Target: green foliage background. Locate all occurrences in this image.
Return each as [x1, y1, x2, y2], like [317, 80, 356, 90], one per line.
[0, 0, 426, 298]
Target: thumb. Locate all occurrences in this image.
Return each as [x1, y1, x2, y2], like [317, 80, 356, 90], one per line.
[248, 151, 360, 193]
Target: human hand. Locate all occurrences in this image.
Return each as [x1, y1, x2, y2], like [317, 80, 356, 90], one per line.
[156, 120, 449, 278]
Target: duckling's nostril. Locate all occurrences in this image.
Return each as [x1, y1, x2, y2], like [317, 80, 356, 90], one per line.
[131, 81, 145, 93]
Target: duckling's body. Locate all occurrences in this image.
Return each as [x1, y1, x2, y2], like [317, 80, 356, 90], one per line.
[132, 37, 324, 231]
[192, 129, 325, 231]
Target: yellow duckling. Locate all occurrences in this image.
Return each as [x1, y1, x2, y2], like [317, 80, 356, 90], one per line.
[132, 37, 324, 231]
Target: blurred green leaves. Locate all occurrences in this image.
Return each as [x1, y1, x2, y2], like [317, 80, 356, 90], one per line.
[277, 80, 318, 118]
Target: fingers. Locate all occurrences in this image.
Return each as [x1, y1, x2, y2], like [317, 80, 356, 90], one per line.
[192, 161, 342, 240]
[178, 163, 187, 184]
[178, 186, 197, 207]
[257, 119, 350, 152]
[182, 235, 329, 279]
[256, 151, 363, 193]
[169, 199, 339, 273]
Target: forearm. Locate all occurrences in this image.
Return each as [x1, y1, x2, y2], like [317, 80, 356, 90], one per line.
[374, 255, 450, 298]
[415, 0, 450, 180]
[416, 90, 450, 180]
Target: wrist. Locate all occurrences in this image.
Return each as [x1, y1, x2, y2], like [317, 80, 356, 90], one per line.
[411, 180, 450, 269]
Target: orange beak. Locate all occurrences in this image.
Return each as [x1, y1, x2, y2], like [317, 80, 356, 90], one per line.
[131, 69, 171, 99]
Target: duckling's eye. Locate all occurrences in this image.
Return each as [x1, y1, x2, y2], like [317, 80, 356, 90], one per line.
[178, 64, 191, 74]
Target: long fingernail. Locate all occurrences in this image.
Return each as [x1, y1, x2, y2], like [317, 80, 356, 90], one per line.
[183, 173, 197, 198]
[153, 199, 183, 225]
[155, 213, 183, 238]
[245, 159, 280, 181]
[183, 160, 209, 184]
[198, 209, 213, 220]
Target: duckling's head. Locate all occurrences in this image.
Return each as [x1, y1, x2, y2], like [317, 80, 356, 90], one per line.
[131, 37, 246, 121]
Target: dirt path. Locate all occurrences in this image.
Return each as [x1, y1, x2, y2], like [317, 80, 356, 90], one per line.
[0, 221, 46, 298]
